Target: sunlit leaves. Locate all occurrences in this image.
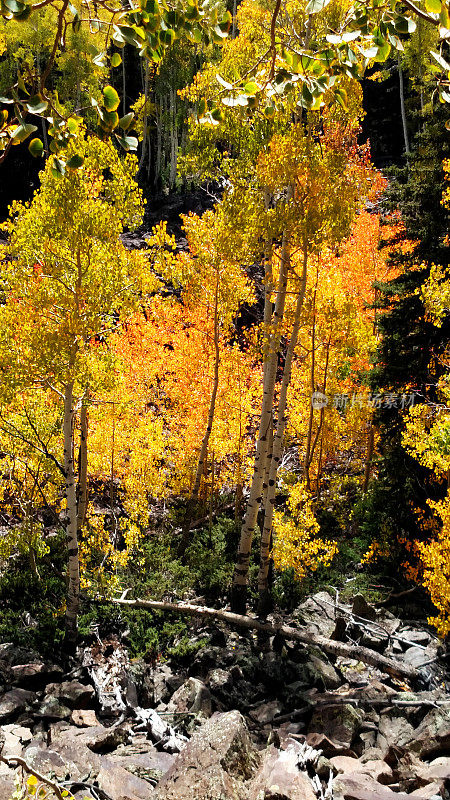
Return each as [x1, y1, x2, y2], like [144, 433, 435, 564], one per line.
[103, 85, 120, 112]
[28, 138, 44, 158]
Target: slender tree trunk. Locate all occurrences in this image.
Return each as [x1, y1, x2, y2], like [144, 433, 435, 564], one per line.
[169, 88, 178, 189]
[138, 61, 149, 173]
[231, 224, 291, 613]
[304, 276, 318, 489]
[122, 48, 126, 116]
[179, 269, 220, 555]
[192, 270, 220, 499]
[398, 55, 410, 157]
[363, 424, 375, 493]
[155, 102, 162, 188]
[63, 382, 79, 650]
[258, 248, 308, 615]
[77, 398, 88, 531]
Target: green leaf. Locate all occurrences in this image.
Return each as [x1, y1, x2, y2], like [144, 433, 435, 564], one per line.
[216, 73, 233, 90]
[213, 24, 228, 38]
[67, 154, 84, 168]
[431, 49, 450, 70]
[103, 85, 120, 111]
[360, 45, 378, 58]
[441, 4, 450, 27]
[263, 105, 275, 119]
[115, 133, 138, 151]
[305, 0, 332, 13]
[222, 94, 248, 107]
[26, 95, 48, 114]
[111, 52, 122, 67]
[28, 137, 44, 157]
[99, 109, 119, 130]
[197, 98, 207, 115]
[3, 0, 26, 14]
[119, 112, 134, 129]
[394, 16, 416, 34]
[374, 41, 391, 62]
[425, 0, 441, 11]
[210, 106, 225, 122]
[93, 51, 107, 68]
[50, 156, 66, 178]
[10, 122, 37, 144]
[244, 81, 259, 94]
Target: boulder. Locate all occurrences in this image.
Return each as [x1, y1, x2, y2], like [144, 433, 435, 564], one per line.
[45, 680, 95, 709]
[71, 709, 99, 727]
[247, 743, 317, 800]
[11, 662, 63, 688]
[307, 654, 341, 690]
[375, 713, 415, 755]
[153, 710, 259, 800]
[35, 695, 72, 720]
[296, 592, 337, 638]
[407, 705, 450, 759]
[308, 703, 364, 748]
[166, 677, 212, 718]
[109, 737, 176, 784]
[0, 688, 36, 722]
[351, 594, 377, 622]
[249, 700, 283, 725]
[96, 758, 153, 800]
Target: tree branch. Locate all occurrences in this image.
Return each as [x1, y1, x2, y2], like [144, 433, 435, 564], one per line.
[107, 596, 418, 681]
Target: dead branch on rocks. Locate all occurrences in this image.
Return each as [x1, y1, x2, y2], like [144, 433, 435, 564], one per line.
[107, 596, 418, 681]
[0, 754, 69, 800]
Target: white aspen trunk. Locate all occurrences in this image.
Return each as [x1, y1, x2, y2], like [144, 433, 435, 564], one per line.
[257, 248, 308, 613]
[63, 382, 80, 649]
[398, 55, 410, 156]
[169, 88, 178, 189]
[122, 48, 126, 116]
[178, 270, 220, 556]
[138, 61, 149, 173]
[155, 102, 162, 188]
[192, 270, 220, 499]
[363, 424, 375, 493]
[77, 399, 88, 531]
[304, 281, 318, 489]
[231, 225, 291, 613]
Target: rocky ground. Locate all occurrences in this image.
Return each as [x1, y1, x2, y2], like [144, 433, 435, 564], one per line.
[1, 591, 449, 800]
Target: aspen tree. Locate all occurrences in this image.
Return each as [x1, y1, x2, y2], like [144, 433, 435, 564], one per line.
[0, 131, 152, 647]
[231, 122, 374, 612]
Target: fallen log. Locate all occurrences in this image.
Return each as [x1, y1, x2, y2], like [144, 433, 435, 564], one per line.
[107, 596, 417, 681]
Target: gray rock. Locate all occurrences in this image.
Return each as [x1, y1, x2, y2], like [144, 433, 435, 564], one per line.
[403, 645, 437, 668]
[309, 703, 364, 748]
[409, 705, 450, 759]
[376, 713, 416, 755]
[96, 758, 153, 800]
[45, 680, 95, 709]
[247, 742, 317, 800]
[352, 594, 377, 621]
[207, 667, 233, 693]
[0, 688, 36, 721]
[153, 710, 259, 800]
[36, 695, 72, 720]
[296, 592, 337, 637]
[166, 677, 212, 718]
[249, 700, 283, 725]
[11, 662, 63, 688]
[399, 628, 431, 647]
[307, 654, 341, 690]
